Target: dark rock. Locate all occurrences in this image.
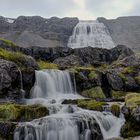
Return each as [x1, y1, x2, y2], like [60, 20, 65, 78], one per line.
[98, 16, 140, 52]
[0, 16, 79, 48]
[0, 122, 17, 140]
[0, 59, 21, 99]
[106, 68, 124, 91]
[53, 55, 85, 69]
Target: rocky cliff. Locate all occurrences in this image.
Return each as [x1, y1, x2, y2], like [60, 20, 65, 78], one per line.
[98, 16, 140, 52]
[0, 16, 79, 48]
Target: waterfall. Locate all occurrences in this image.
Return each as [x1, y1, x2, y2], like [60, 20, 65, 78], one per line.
[17, 67, 25, 98]
[14, 105, 125, 140]
[14, 69, 125, 140]
[30, 70, 76, 98]
[67, 20, 115, 49]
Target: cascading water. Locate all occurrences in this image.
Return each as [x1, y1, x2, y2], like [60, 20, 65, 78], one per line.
[14, 69, 125, 140]
[68, 20, 115, 49]
[31, 70, 76, 98]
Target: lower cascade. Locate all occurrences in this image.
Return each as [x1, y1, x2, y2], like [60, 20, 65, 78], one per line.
[14, 69, 125, 140]
[67, 20, 115, 49]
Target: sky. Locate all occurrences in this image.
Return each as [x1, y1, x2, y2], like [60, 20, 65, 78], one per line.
[0, 0, 140, 20]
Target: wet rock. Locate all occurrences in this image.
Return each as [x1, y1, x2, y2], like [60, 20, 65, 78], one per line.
[0, 122, 17, 140]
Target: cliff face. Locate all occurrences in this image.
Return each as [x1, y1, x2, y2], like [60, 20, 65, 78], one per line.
[98, 16, 140, 52]
[1, 16, 140, 52]
[0, 16, 79, 48]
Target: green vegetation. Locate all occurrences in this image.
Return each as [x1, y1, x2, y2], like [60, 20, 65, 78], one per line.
[0, 38, 16, 47]
[111, 104, 120, 117]
[122, 67, 134, 74]
[0, 48, 32, 69]
[125, 93, 140, 109]
[88, 71, 97, 80]
[134, 76, 140, 85]
[81, 87, 105, 99]
[119, 73, 127, 81]
[0, 103, 49, 121]
[37, 60, 58, 69]
[62, 99, 106, 111]
[77, 100, 106, 111]
[111, 90, 128, 101]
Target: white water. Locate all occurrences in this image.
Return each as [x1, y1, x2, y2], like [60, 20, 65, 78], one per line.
[68, 20, 115, 49]
[31, 70, 76, 98]
[14, 69, 125, 140]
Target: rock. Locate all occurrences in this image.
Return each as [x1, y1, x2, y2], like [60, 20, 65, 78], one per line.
[0, 16, 79, 48]
[106, 68, 124, 91]
[121, 93, 140, 138]
[110, 45, 134, 61]
[110, 104, 120, 117]
[81, 87, 106, 99]
[0, 103, 49, 121]
[0, 122, 17, 140]
[0, 59, 21, 99]
[73, 46, 133, 66]
[53, 54, 85, 69]
[98, 16, 140, 52]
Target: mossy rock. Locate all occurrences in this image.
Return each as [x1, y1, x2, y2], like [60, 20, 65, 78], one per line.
[121, 121, 140, 138]
[125, 93, 140, 109]
[134, 76, 140, 85]
[122, 67, 134, 74]
[0, 103, 49, 121]
[37, 60, 58, 70]
[111, 104, 120, 117]
[119, 73, 127, 81]
[62, 99, 106, 111]
[88, 71, 97, 80]
[77, 100, 106, 111]
[81, 87, 106, 99]
[0, 38, 17, 48]
[111, 90, 128, 101]
[0, 48, 38, 70]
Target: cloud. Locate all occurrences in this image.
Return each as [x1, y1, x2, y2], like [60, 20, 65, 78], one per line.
[85, 0, 140, 19]
[0, 0, 140, 19]
[0, 0, 77, 18]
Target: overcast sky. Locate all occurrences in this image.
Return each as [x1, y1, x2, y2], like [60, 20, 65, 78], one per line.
[0, 0, 140, 19]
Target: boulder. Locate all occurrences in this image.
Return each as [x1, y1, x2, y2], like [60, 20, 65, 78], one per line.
[0, 59, 20, 99]
[53, 54, 85, 68]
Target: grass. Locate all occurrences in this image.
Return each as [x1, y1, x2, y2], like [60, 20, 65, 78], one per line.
[0, 38, 16, 47]
[134, 76, 140, 85]
[0, 48, 33, 69]
[37, 60, 58, 69]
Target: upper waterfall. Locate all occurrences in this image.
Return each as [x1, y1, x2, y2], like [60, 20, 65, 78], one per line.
[67, 20, 115, 49]
[30, 70, 76, 98]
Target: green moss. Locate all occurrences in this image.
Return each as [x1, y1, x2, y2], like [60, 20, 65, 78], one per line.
[119, 73, 127, 81]
[122, 67, 134, 74]
[37, 60, 58, 69]
[62, 99, 106, 111]
[88, 71, 97, 80]
[111, 104, 120, 117]
[0, 38, 16, 47]
[134, 76, 140, 85]
[111, 90, 128, 101]
[0, 103, 49, 121]
[81, 87, 105, 99]
[77, 100, 106, 111]
[0, 48, 31, 69]
[125, 93, 140, 109]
